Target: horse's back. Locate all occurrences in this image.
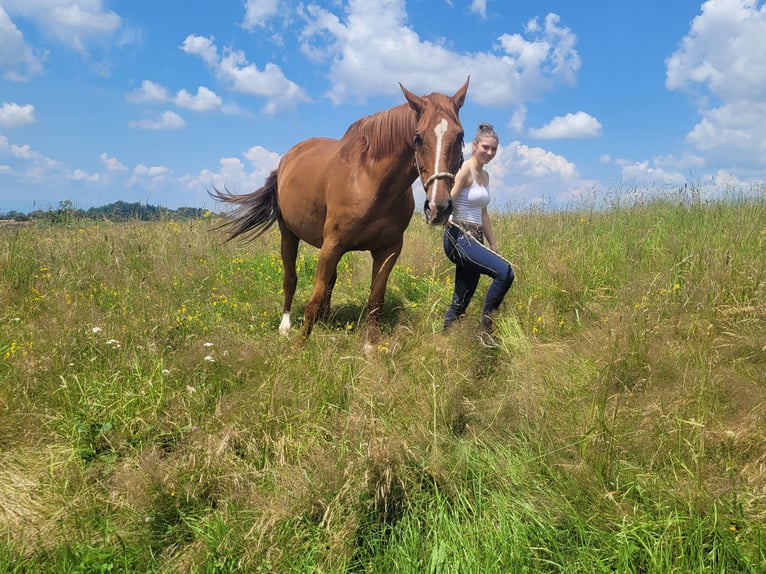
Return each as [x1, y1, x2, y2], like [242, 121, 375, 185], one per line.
[279, 136, 341, 191]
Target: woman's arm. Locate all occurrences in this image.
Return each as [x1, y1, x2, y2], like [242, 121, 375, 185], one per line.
[449, 163, 472, 203]
[482, 207, 499, 252]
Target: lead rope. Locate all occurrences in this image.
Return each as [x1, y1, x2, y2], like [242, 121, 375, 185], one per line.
[447, 219, 516, 268]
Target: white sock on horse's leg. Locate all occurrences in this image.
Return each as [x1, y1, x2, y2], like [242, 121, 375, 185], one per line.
[279, 312, 291, 335]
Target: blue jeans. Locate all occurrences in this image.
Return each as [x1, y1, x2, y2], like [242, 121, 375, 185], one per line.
[443, 224, 514, 331]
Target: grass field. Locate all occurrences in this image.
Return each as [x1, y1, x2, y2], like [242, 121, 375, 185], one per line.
[1, 189, 765, 572]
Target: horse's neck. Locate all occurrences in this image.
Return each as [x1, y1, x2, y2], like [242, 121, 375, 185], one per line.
[383, 154, 419, 192]
[341, 104, 419, 188]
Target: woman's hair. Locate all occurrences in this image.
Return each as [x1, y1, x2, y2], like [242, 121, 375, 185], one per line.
[474, 122, 498, 143]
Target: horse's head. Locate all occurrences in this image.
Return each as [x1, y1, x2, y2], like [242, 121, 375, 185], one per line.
[401, 78, 469, 225]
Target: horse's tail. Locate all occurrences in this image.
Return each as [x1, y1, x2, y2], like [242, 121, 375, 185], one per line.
[209, 170, 279, 242]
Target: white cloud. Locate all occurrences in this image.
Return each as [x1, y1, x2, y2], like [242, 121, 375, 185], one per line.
[10, 143, 36, 159]
[129, 110, 186, 130]
[496, 13, 580, 88]
[181, 34, 309, 114]
[198, 158, 253, 195]
[1, 0, 122, 55]
[197, 145, 281, 195]
[508, 106, 527, 134]
[243, 145, 281, 170]
[0, 6, 45, 80]
[243, 0, 280, 30]
[653, 152, 705, 171]
[528, 111, 602, 139]
[70, 168, 99, 182]
[299, 2, 580, 106]
[127, 80, 169, 104]
[128, 164, 171, 188]
[180, 34, 216, 66]
[706, 169, 753, 191]
[470, 0, 488, 19]
[217, 49, 308, 114]
[0, 102, 36, 128]
[684, 100, 766, 166]
[666, 0, 766, 169]
[174, 87, 222, 111]
[100, 152, 127, 172]
[180, 35, 218, 66]
[618, 160, 687, 188]
[298, 5, 344, 62]
[128, 81, 222, 112]
[510, 141, 578, 180]
[666, 0, 766, 100]
[1, 137, 60, 182]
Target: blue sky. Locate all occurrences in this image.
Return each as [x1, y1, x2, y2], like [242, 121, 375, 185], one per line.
[2, 0, 765, 213]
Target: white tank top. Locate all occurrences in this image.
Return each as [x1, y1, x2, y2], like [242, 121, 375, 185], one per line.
[452, 180, 489, 226]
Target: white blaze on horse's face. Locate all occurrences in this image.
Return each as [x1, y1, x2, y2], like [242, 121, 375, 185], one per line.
[428, 118, 449, 213]
[432, 118, 448, 174]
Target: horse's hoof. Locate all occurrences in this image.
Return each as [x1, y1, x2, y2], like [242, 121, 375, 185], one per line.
[290, 336, 308, 351]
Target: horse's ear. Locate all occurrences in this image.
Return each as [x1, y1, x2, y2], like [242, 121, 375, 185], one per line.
[452, 76, 470, 109]
[400, 83, 424, 114]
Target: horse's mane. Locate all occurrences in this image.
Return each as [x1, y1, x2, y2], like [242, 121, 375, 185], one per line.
[339, 93, 459, 163]
[339, 102, 416, 162]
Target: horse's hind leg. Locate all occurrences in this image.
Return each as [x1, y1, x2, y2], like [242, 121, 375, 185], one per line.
[279, 227, 299, 336]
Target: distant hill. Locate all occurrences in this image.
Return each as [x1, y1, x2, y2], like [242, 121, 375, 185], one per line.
[0, 200, 208, 223]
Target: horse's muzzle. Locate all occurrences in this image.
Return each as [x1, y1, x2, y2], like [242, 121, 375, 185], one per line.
[424, 198, 453, 225]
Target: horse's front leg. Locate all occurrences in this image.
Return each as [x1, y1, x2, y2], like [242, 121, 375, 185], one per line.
[365, 242, 403, 352]
[318, 268, 337, 322]
[279, 229, 299, 336]
[302, 242, 344, 340]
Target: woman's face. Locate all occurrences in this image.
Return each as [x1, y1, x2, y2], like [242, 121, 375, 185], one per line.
[473, 136, 498, 165]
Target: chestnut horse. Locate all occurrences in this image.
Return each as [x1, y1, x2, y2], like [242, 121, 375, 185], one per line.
[211, 79, 468, 350]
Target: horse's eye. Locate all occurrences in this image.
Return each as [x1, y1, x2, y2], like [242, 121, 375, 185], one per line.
[414, 133, 423, 147]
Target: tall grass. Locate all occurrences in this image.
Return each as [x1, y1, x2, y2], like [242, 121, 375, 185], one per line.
[1, 190, 765, 572]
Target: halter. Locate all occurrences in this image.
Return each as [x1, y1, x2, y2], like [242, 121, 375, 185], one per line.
[413, 149, 455, 190]
[423, 171, 456, 190]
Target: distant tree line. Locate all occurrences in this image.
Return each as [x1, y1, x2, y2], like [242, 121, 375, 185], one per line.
[0, 200, 208, 223]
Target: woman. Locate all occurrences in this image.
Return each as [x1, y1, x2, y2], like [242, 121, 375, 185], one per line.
[443, 122, 514, 346]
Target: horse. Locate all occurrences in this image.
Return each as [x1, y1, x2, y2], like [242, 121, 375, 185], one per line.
[210, 79, 468, 350]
